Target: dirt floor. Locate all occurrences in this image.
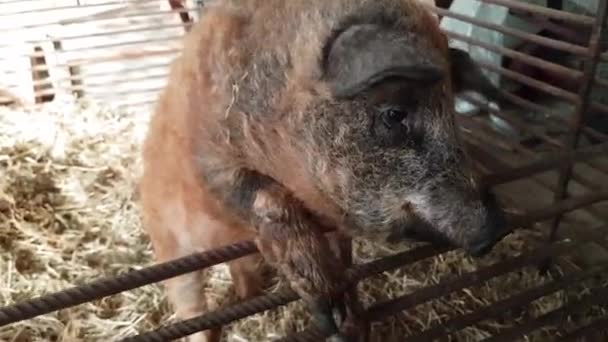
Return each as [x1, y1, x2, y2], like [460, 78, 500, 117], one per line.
[0, 99, 606, 342]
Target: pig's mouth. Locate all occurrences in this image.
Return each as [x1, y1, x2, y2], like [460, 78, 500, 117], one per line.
[384, 212, 513, 257]
[385, 215, 454, 247]
[464, 214, 513, 257]
[466, 227, 511, 257]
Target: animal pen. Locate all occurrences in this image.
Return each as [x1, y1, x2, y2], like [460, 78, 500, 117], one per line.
[0, 0, 607, 341]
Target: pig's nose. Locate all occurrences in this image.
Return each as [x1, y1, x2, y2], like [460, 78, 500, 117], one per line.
[467, 192, 511, 257]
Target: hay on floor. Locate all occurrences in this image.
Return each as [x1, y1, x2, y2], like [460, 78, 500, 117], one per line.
[0, 99, 605, 342]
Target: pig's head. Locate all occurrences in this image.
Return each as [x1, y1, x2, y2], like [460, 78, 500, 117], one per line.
[277, 7, 510, 257]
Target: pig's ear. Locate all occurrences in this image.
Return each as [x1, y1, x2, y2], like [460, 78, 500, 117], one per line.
[323, 24, 445, 99]
[448, 47, 508, 106]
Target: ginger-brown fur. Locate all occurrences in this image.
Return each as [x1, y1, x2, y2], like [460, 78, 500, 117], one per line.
[140, 1, 509, 341]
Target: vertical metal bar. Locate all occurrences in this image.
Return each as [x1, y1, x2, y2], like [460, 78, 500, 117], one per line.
[543, 0, 608, 270]
[168, 0, 193, 32]
[52, 39, 85, 99]
[30, 45, 55, 104]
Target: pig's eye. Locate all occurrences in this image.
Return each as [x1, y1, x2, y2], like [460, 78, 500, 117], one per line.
[370, 103, 422, 149]
[380, 107, 408, 129]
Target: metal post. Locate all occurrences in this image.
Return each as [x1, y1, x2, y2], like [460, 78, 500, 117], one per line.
[168, 0, 193, 32]
[542, 0, 608, 272]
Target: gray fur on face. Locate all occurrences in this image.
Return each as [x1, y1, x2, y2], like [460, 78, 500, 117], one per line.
[198, 0, 506, 251]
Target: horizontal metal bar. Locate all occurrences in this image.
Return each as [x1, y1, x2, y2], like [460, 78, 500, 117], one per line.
[1, 36, 182, 63]
[72, 48, 179, 65]
[0, 240, 258, 327]
[592, 101, 608, 115]
[519, 188, 608, 224]
[462, 135, 511, 172]
[481, 141, 608, 186]
[481, 285, 608, 342]
[446, 31, 583, 82]
[458, 116, 520, 153]
[79, 73, 168, 89]
[558, 316, 608, 341]
[404, 264, 608, 341]
[458, 116, 608, 221]
[0, 7, 200, 33]
[2, 48, 179, 76]
[0, 96, 17, 104]
[123, 244, 451, 342]
[480, 0, 596, 26]
[86, 87, 162, 99]
[3, 61, 172, 89]
[460, 94, 565, 148]
[462, 94, 608, 185]
[61, 6, 199, 25]
[272, 221, 600, 341]
[364, 240, 576, 321]
[16, 78, 167, 99]
[487, 88, 608, 144]
[0, 0, 149, 17]
[0, 0, 45, 4]
[0, 22, 189, 49]
[430, 6, 589, 57]
[595, 76, 608, 90]
[114, 98, 156, 109]
[476, 61, 579, 103]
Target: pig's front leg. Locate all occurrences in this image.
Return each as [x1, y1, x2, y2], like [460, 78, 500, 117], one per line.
[203, 167, 350, 339]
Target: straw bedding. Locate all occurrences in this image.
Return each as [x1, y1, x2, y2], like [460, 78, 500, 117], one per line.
[0, 99, 605, 342]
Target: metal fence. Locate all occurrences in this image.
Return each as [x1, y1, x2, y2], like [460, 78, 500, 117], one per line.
[0, 0, 607, 341]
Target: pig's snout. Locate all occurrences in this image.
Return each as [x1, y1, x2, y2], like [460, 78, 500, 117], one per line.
[465, 192, 511, 257]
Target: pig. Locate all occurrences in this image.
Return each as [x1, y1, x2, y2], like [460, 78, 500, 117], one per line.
[139, 0, 511, 341]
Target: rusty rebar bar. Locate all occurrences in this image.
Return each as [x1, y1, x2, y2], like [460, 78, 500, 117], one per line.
[596, 76, 608, 90]
[518, 190, 608, 225]
[404, 264, 608, 341]
[476, 60, 579, 103]
[364, 240, 575, 321]
[0, 165, 601, 330]
[445, 30, 582, 82]
[120, 244, 451, 342]
[124, 289, 299, 342]
[0, 197, 600, 338]
[482, 86, 608, 144]
[481, 286, 608, 342]
[458, 115, 608, 221]
[0, 240, 257, 327]
[546, 0, 608, 258]
[558, 316, 608, 341]
[460, 95, 565, 148]
[481, 141, 608, 186]
[429, 6, 589, 56]
[461, 96, 608, 195]
[167, 0, 193, 32]
[279, 239, 580, 341]
[479, 0, 595, 26]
